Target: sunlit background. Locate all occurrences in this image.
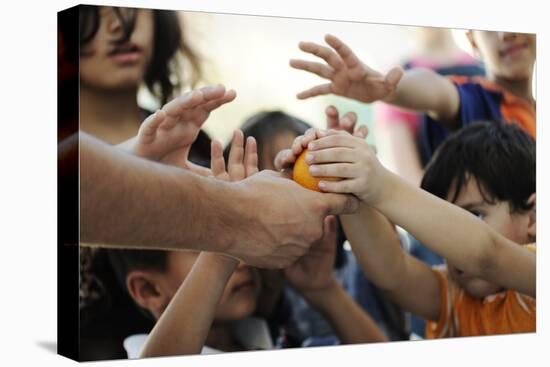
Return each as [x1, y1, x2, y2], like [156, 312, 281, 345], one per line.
[139, 11, 476, 150]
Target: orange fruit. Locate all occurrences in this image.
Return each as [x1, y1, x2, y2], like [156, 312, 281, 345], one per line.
[292, 149, 340, 192]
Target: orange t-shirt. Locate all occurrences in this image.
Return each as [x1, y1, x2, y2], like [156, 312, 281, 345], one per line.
[426, 245, 536, 338]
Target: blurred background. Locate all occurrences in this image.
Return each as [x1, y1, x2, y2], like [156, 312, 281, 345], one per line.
[138, 11, 474, 150]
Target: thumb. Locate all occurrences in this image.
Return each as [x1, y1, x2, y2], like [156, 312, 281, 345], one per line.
[385, 66, 404, 88]
[321, 193, 359, 216]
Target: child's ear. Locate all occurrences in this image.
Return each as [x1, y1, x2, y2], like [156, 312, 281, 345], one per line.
[526, 193, 536, 240]
[126, 271, 170, 319]
[466, 31, 480, 59]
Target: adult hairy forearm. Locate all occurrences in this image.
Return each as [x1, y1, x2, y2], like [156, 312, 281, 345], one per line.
[79, 133, 236, 252]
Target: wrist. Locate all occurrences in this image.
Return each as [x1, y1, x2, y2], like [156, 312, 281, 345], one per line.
[194, 177, 243, 254]
[368, 166, 398, 209]
[300, 277, 340, 308]
[216, 180, 256, 256]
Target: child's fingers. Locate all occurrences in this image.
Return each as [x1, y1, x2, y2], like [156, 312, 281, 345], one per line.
[340, 111, 357, 134]
[297, 83, 333, 100]
[318, 178, 358, 194]
[227, 130, 245, 180]
[354, 125, 369, 139]
[162, 85, 226, 118]
[199, 84, 227, 102]
[308, 134, 358, 151]
[244, 136, 259, 177]
[289, 59, 334, 80]
[309, 163, 357, 179]
[298, 41, 344, 71]
[210, 139, 227, 179]
[138, 110, 165, 143]
[325, 105, 340, 130]
[162, 90, 204, 117]
[304, 147, 356, 165]
[291, 136, 306, 155]
[325, 34, 361, 72]
[302, 128, 321, 148]
[203, 89, 237, 112]
[274, 149, 296, 170]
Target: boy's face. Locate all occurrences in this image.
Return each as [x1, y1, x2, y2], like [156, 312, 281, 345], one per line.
[446, 176, 534, 298]
[162, 252, 261, 321]
[468, 31, 536, 81]
[80, 7, 154, 90]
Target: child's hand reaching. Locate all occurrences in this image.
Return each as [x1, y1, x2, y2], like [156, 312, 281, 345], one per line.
[290, 34, 403, 103]
[119, 84, 236, 176]
[307, 129, 387, 205]
[273, 105, 367, 172]
[284, 215, 339, 295]
[210, 129, 258, 182]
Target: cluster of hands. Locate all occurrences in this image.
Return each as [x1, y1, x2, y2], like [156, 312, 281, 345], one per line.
[117, 34, 401, 292]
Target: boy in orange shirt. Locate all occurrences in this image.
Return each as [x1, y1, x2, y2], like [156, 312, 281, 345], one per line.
[277, 121, 535, 337]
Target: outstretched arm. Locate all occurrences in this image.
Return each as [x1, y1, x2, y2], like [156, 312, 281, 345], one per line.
[285, 215, 387, 343]
[307, 131, 536, 297]
[340, 204, 442, 321]
[140, 132, 257, 357]
[140, 253, 238, 357]
[372, 171, 536, 298]
[291, 34, 460, 128]
[80, 131, 358, 268]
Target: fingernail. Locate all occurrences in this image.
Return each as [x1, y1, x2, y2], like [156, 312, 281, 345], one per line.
[318, 181, 326, 189]
[305, 153, 314, 163]
[309, 165, 318, 174]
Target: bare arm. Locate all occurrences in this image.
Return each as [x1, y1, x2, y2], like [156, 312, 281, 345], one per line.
[284, 216, 387, 343]
[373, 171, 536, 297]
[79, 132, 358, 268]
[303, 279, 387, 343]
[290, 34, 460, 129]
[80, 132, 235, 253]
[340, 204, 441, 321]
[388, 68, 460, 128]
[140, 253, 238, 357]
[307, 131, 535, 298]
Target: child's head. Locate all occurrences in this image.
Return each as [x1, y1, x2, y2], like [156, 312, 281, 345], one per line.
[79, 6, 201, 104]
[421, 122, 535, 298]
[466, 31, 535, 81]
[107, 249, 261, 321]
[233, 111, 311, 170]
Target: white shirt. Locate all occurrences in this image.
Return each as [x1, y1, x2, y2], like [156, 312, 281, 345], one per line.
[123, 316, 273, 358]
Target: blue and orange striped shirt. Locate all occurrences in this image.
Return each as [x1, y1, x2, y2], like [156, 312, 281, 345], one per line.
[420, 76, 536, 162]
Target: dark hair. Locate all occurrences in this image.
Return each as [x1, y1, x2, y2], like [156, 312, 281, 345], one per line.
[79, 5, 202, 104]
[421, 122, 535, 213]
[227, 111, 311, 169]
[188, 129, 212, 168]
